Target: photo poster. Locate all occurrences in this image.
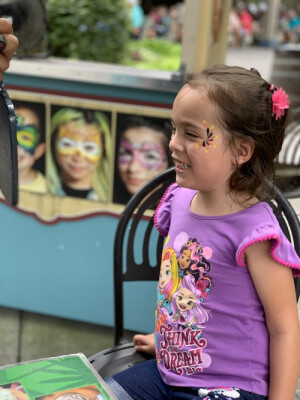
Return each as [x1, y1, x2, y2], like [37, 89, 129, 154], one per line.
[13, 99, 47, 194]
[0, 353, 116, 400]
[10, 91, 172, 214]
[48, 104, 112, 203]
[113, 112, 173, 204]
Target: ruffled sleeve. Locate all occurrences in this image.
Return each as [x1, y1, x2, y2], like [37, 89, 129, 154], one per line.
[236, 223, 300, 277]
[154, 183, 179, 237]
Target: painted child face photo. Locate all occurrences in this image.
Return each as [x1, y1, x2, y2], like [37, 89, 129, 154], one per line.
[117, 126, 168, 195]
[55, 120, 102, 187]
[36, 384, 104, 400]
[0, 382, 29, 400]
[16, 106, 45, 175]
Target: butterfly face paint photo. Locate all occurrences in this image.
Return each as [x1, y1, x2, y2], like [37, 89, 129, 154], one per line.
[117, 125, 169, 196]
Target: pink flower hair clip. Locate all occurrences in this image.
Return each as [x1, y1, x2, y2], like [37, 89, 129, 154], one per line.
[270, 84, 290, 120]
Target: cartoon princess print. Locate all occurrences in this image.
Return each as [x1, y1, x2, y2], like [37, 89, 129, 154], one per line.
[156, 246, 182, 330]
[169, 274, 210, 331]
[178, 238, 211, 282]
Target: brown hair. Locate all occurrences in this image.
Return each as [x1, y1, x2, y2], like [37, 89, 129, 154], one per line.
[185, 64, 288, 201]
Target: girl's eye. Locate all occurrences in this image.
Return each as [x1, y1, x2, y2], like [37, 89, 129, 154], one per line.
[60, 137, 75, 149]
[20, 134, 31, 143]
[186, 131, 198, 139]
[119, 147, 132, 157]
[142, 151, 160, 162]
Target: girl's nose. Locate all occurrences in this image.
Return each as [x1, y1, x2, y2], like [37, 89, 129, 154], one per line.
[169, 131, 183, 152]
[72, 150, 84, 160]
[128, 154, 140, 172]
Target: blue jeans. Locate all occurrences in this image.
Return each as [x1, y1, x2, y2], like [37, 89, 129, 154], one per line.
[105, 359, 268, 400]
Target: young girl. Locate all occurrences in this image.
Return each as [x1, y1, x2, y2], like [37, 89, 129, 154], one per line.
[105, 65, 300, 400]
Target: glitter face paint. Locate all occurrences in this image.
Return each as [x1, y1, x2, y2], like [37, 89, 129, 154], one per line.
[118, 138, 167, 171]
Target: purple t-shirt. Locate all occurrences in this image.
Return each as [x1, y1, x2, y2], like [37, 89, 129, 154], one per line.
[154, 183, 300, 395]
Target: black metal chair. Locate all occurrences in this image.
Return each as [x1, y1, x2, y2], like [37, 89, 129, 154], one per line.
[89, 167, 300, 379]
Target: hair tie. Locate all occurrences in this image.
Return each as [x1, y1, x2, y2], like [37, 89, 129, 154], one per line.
[269, 84, 289, 120]
[250, 67, 261, 77]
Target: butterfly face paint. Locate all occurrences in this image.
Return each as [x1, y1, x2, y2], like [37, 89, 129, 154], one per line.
[17, 124, 38, 154]
[118, 138, 167, 171]
[56, 123, 102, 163]
[195, 120, 218, 153]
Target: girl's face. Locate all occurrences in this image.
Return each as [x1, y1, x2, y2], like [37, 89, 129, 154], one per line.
[118, 126, 168, 195]
[159, 259, 172, 289]
[178, 249, 191, 271]
[55, 120, 102, 187]
[175, 287, 196, 313]
[170, 85, 235, 194]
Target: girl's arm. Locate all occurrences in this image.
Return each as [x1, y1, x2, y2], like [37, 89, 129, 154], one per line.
[133, 333, 156, 356]
[246, 240, 300, 400]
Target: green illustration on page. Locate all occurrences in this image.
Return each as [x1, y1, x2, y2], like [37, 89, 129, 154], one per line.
[0, 353, 115, 400]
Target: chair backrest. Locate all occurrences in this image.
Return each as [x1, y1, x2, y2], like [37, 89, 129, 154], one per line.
[113, 167, 176, 344]
[113, 167, 300, 345]
[267, 182, 300, 299]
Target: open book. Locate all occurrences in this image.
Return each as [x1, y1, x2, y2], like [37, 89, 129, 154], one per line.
[0, 353, 116, 400]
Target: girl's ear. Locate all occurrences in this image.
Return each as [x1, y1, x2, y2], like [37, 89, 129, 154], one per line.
[234, 139, 254, 167]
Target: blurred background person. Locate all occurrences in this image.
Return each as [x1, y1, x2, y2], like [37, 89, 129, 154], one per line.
[228, 7, 242, 47]
[127, 0, 145, 39]
[237, 1, 254, 45]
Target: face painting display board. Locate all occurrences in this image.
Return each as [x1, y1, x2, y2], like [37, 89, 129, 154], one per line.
[0, 58, 180, 333]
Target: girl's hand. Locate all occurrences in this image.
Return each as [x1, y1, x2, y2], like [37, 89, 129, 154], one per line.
[133, 333, 156, 356]
[0, 18, 19, 81]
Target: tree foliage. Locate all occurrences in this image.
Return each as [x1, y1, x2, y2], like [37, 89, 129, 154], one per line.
[47, 0, 130, 63]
